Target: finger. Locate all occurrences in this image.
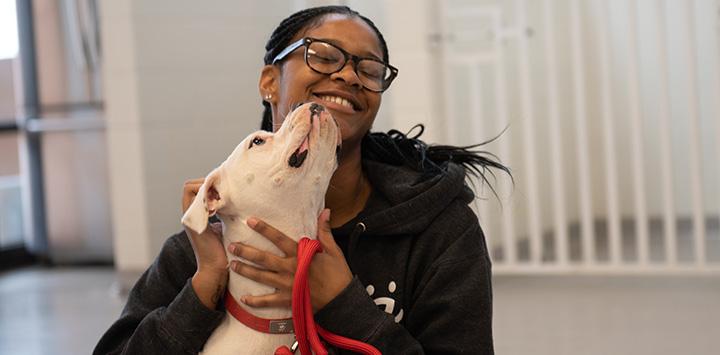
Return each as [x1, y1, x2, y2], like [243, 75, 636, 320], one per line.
[182, 178, 205, 212]
[228, 242, 296, 274]
[184, 222, 220, 244]
[230, 261, 294, 290]
[241, 292, 291, 308]
[317, 209, 342, 257]
[209, 222, 223, 235]
[183, 178, 205, 195]
[246, 218, 298, 256]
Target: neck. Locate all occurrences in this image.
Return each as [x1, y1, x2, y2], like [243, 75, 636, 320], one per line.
[325, 144, 371, 228]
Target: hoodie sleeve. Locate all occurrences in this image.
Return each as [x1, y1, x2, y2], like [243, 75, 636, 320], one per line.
[93, 232, 226, 355]
[314, 223, 494, 354]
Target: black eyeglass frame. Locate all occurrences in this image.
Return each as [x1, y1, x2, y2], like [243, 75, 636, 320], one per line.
[271, 37, 399, 93]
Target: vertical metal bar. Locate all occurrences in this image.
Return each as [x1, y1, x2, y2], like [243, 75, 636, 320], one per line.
[469, 64, 484, 151]
[468, 63, 495, 263]
[683, 0, 707, 265]
[542, 0, 569, 266]
[15, 0, 49, 257]
[714, 1, 720, 241]
[655, 0, 678, 266]
[515, 0, 542, 264]
[570, 0, 595, 264]
[442, 66, 460, 160]
[625, 0, 650, 265]
[492, 9, 517, 265]
[596, 0, 622, 265]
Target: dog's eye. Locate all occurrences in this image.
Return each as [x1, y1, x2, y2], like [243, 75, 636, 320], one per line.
[249, 137, 265, 149]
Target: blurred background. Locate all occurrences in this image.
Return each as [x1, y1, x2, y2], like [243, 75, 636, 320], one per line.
[0, 0, 718, 354]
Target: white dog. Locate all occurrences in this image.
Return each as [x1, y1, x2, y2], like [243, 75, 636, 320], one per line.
[182, 102, 341, 354]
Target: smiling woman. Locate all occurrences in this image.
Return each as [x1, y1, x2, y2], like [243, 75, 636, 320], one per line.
[95, 5, 509, 355]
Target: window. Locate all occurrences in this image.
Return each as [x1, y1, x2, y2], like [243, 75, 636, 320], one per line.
[0, 0, 18, 60]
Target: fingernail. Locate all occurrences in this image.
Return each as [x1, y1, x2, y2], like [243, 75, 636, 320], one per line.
[240, 296, 247, 304]
[228, 244, 235, 253]
[246, 217, 258, 228]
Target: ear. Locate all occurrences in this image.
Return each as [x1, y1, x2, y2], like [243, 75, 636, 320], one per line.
[259, 65, 279, 101]
[181, 168, 226, 234]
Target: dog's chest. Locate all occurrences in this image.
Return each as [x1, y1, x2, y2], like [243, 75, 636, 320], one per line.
[200, 315, 295, 354]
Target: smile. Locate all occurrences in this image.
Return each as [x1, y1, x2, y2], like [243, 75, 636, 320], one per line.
[313, 93, 360, 112]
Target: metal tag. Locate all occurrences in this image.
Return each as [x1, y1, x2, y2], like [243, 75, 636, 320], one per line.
[269, 319, 294, 334]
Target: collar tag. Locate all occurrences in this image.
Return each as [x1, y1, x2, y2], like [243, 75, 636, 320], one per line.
[269, 319, 294, 334]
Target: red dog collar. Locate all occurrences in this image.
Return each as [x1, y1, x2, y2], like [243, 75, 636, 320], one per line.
[224, 290, 294, 334]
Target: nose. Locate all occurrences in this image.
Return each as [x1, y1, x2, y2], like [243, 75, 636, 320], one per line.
[329, 61, 363, 89]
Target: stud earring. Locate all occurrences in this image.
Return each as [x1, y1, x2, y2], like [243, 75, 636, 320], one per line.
[264, 94, 273, 101]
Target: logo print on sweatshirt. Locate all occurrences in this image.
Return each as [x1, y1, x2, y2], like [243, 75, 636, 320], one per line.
[366, 281, 404, 323]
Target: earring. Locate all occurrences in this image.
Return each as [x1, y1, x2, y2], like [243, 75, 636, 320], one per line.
[264, 94, 273, 101]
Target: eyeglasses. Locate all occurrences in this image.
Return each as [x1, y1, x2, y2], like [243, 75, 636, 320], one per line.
[272, 37, 398, 93]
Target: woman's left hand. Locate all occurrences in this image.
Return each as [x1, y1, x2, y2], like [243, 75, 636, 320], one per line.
[228, 209, 353, 312]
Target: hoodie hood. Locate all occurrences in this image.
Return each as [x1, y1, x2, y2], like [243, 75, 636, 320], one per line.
[358, 159, 475, 237]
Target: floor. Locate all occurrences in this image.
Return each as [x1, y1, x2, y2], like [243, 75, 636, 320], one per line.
[493, 275, 720, 355]
[0, 267, 126, 355]
[0, 267, 718, 355]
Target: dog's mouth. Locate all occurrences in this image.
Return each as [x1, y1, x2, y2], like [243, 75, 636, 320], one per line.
[288, 103, 342, 168]
[288, 135, 309, 168]
[288, 103, 324, 168]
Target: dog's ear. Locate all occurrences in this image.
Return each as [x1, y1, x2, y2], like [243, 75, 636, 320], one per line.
[181, 168, 226, 234]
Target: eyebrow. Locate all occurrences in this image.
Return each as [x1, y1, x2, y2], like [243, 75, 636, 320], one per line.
[315, 37, 384, 62]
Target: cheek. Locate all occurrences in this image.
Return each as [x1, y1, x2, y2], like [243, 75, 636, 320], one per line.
[278, 67, 316, 113]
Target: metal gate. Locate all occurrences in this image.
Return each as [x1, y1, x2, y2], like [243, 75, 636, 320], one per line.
[437, 0, 720, 274]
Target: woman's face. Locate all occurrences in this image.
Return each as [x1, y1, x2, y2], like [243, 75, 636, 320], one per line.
[262, 14, 384, 148]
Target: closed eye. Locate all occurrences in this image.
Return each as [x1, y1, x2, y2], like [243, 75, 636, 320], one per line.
[249, 136, 265, 149]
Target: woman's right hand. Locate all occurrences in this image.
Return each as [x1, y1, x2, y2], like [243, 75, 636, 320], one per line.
[182, 178, 229, 310]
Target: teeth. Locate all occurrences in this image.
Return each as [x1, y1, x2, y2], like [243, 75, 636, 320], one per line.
[319, 95, 354, 109]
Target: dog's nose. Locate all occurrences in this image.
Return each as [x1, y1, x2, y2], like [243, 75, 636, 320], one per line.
[309, 102, 325, 114]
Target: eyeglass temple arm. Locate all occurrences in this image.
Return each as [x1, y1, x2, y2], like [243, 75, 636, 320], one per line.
[272, 38, 307, 64]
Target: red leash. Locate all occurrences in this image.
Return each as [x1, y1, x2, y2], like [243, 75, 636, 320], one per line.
[275, 238, 380, 355]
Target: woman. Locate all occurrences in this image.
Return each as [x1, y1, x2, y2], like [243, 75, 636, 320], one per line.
[95, 5, 508, 354]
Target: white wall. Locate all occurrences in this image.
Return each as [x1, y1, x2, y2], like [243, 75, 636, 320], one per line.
[101, 0, 294, 272]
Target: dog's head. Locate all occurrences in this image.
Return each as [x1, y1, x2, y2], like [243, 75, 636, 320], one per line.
[182, 103, 341, 234]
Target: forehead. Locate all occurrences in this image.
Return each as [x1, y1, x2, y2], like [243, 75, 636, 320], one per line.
[299, 14, 383, 60]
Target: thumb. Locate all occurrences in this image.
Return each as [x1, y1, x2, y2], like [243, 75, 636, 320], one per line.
[317, 209, 340, 256]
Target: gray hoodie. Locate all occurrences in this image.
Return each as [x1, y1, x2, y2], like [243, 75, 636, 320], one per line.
[94, 157, 494, 354]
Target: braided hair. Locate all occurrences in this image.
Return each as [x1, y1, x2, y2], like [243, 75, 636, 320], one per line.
[261, 6, 511, 196]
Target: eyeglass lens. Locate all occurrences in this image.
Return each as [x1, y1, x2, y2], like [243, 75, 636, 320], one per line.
[306, 41, 388, 91]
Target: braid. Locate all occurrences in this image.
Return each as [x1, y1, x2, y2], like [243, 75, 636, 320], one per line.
[261, 5, 389, 131]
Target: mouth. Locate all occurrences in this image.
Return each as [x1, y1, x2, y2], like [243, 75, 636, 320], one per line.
[312, 93, 361, 112]
[288, 104, 324, 168]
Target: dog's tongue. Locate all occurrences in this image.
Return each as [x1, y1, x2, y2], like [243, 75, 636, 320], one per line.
[298, 136, 309, 155]
[289, 136, 310, 168]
